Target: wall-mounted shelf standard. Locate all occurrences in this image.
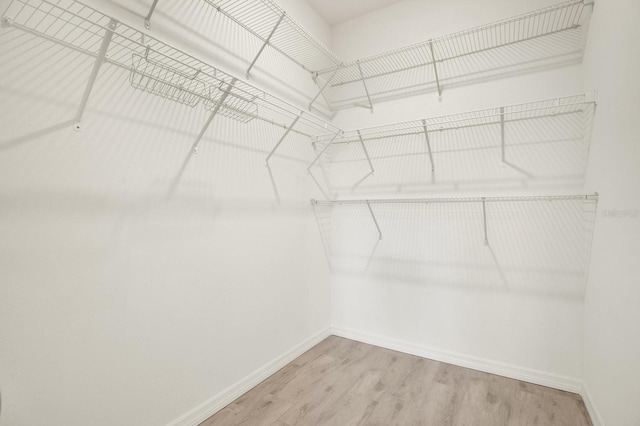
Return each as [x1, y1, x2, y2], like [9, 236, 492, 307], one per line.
[309, 94, 596, 194]
[202, 0, 341, 77]
[1, 0, 342, 157]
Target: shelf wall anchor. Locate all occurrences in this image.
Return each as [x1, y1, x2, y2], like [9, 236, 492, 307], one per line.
[144, 0, 159, 29]
[366, 201, 383, 240]
[246, 12, 285, 78]
[191, 78, 236, 153]
[73, 18, 117, 131]
[421, 119, 435, 172]
[265, 112, 302, 164]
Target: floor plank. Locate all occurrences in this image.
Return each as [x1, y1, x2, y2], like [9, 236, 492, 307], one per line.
[200, 336, 592, 426]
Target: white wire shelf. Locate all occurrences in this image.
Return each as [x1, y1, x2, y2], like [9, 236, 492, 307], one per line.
[312, 193, 598, 206]
[312, 193, 598, 290]
[187, 0, 593, 111]
[308, 94, 595, 193]
[1, 0, 342, 144]
[312, 0, 593, 110]
[202, 0, 341, 75]
[313, 193, 598, 247]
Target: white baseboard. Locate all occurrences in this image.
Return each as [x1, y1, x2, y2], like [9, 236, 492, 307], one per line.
[167, 327, 331, 426]
[580, 383, 604, 426]
[331, 326, 583, 394]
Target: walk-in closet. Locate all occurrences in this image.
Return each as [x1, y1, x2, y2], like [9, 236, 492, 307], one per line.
[1, 0, 638, 425]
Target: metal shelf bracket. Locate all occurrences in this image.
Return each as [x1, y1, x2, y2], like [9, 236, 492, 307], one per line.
[428, 41, 442, 101]
[246, 12, 285, 78]
[144, 0, 159, 30]
[482, 198, 489, 246]
[421, 120, 435, 172]
[357, 130, 375, 175]
[191, 78, 237, 153]
[73, 18, 118, 131]
[356, 60, 373, 112]
[309, 65, 342, 111]
[308, 131, 341, 171]
[366, 201, 383, 240]
[265, 111, 302, 164]
[500, 106, 505, 163]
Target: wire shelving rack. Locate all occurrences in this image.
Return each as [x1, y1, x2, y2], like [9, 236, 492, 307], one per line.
[1, 0, 342, 155]
[312, 193, 598, 247]
[202, 0, 341, 76]
[312, 0, 593, 110]
[185, 0, 593, 111]
[308, 93, 595, 192]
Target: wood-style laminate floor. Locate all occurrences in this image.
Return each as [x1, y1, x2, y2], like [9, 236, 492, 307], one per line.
[200, 336, 592, 426]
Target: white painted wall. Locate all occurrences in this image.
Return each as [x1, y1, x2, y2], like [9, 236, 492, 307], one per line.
[581, 0, 640, 424]
[325, 0, 597, 391]
[2, 0, 638, 425]
[0, 0, 332, 425]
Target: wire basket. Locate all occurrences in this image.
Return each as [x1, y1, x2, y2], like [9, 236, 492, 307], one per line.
[130, 53, 207, 107]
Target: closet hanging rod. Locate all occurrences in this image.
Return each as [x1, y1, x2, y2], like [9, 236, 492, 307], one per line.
[1, 0, 342, 136]
[312, 193, 599, 205]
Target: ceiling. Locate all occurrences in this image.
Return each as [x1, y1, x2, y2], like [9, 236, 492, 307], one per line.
[305, 0, 406, 26]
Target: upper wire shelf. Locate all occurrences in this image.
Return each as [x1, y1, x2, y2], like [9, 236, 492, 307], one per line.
[203, 0, 341, 74]
[1, 0, 342, 138]
[312, 0, 593, 110]
[189, 0, 593, 111]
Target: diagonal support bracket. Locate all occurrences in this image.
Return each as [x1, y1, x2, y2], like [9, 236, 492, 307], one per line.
[311, 73, 333, 110]
[500, 106, 505, 163]
[308, 131, 341, 199]
[309, 65, 342, 111]
[191, 78, 236, 154]
[73, 18, 117, 131]
[357, 130, 375, 175]
[265, 112, 302, 164]
[421, 120, 435, 172]
[366, 201, 383, 240]
[246, 12, 285, 78]
[144, 0, 159, 29]
[428, 41, 442, 101]
[482, 198, 489, 246]
[356, 60, 373, 112]
[308, 131, 341, 171]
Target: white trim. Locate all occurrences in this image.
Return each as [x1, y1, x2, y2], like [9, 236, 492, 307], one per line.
[580, 382, 604, 426]
[331, 326, 583, 394]
[166, 327, 331, 426]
